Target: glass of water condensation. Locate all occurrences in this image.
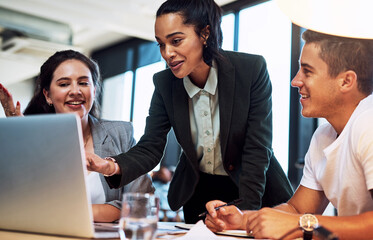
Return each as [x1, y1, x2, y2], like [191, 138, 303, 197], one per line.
[119, 193, 160, 240]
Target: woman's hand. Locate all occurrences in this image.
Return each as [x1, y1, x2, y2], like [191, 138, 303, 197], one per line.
[86, 152, 119, 176]
[0, 83, 23, 117]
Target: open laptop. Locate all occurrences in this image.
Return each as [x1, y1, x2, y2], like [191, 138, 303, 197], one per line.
[0, 113, 119, 238]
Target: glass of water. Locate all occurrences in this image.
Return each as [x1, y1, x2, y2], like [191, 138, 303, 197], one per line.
[119, 193, 160, 240]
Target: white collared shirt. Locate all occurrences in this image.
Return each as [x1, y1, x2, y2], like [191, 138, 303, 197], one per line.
[183, 62, 227, 176]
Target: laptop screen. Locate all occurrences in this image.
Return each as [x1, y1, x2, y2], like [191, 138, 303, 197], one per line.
[0, 114, 96, 238]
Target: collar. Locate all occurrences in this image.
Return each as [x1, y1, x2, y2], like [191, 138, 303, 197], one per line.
[183, 61, 218, 98]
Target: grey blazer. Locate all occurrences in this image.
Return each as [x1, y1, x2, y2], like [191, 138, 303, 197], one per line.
[107, 50, 293, 211]
[90, 115, 154, 209]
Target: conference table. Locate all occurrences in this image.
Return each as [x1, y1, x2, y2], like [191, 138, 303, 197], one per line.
[0, 222, 250, 240]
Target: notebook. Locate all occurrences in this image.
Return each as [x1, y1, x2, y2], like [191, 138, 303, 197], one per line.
[0, 113, 119, 238]
[175, 223, 253, 238]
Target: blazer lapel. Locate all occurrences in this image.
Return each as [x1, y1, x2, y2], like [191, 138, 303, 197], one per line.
[217, 53, 235, 161]
[89, 115, 111, 157]
[172, 77, 197, 162]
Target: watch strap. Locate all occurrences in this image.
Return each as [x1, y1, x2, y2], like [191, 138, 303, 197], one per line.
[303, 230, 313, 240]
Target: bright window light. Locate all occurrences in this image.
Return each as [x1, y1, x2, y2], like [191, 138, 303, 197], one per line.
[101, 71, 133, 121]
[238, 1, 292, 173]
[132, 61, 166, 141]
[221, 13, 235, 51]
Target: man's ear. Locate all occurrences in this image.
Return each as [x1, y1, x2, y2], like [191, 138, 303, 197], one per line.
[339, 70, 357, 93]
[42, 89, 52, 105]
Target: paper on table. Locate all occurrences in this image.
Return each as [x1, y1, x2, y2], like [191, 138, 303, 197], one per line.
[216, 230, 253, 238]
[174, 220, 237, 240]
[157, 222, 189, 236]
[176, 223, 252, 238]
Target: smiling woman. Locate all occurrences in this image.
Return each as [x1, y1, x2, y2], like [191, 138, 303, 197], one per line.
[42, 59, 96, 125]
[154, 13, 210, 88]
[0, 50, 154, 223]
[87, 0, 293, 224]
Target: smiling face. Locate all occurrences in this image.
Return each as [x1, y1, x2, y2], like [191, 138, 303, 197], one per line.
[155, 13, 210, 84]
[291, 43, 343, 119]
[43, 59, 96, 122]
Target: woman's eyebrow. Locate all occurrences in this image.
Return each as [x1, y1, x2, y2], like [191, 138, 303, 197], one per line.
[155, 32, 185, 40]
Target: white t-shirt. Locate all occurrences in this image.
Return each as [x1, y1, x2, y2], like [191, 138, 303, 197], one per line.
[300, 94, 373, 216]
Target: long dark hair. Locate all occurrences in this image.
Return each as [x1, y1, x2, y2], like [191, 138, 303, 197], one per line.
[156, 0, 224, 66]
[24, 50, 101, 118]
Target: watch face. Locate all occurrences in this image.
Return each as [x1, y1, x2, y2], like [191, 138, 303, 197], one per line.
[299, 214, 318, 231]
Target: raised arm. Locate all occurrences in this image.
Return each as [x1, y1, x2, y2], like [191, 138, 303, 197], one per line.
[0, 83, 23, 117]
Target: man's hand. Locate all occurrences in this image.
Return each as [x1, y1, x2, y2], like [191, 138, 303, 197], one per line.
[246, 207, 300, 239]
[205, 200, 245, 232]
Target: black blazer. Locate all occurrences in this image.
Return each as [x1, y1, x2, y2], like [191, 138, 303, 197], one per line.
[108, 50, 293, 211]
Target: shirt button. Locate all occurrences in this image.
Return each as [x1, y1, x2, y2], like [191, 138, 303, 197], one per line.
[207, 148, 212, 152]
[202, 90, 207, 94]
[208, 161, 212, 164]
[205, 130, 210, 135]
[204, 111, 208, 116]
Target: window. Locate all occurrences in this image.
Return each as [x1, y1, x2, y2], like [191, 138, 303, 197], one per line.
[221, 13, 235, 51]
[132, 61, 166, 141]
[101, 71, 133, 121]
[237, 1, 292, 173]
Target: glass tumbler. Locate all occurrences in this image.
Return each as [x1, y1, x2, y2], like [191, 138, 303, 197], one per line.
[119, 193, 160, 240]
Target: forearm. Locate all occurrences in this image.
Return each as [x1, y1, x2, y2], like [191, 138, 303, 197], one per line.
[274, 203, 300, 213]
[112, 142, 164, 187]
[315, 212, 373, 240]
[261, 207, 373, 239]
[92, 204, 121, 223]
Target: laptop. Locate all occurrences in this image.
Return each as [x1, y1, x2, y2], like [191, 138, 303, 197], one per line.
[0, 113, 119, 238]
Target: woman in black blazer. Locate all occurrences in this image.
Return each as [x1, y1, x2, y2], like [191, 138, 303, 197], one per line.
[87, 0, 293, 223]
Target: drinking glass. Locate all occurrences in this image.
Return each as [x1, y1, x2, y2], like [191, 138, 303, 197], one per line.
[119, 193, 160, 240]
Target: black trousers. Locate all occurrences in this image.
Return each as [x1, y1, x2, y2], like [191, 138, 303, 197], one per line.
[183, 171, 239, 223]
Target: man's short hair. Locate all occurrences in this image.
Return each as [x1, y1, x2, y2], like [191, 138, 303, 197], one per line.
[302, 30, 373, 95]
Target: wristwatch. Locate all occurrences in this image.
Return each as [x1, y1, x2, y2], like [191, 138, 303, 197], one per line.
[299, 214, 318, 240]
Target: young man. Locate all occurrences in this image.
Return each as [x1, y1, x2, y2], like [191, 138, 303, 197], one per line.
[204, 29, 373, 239]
